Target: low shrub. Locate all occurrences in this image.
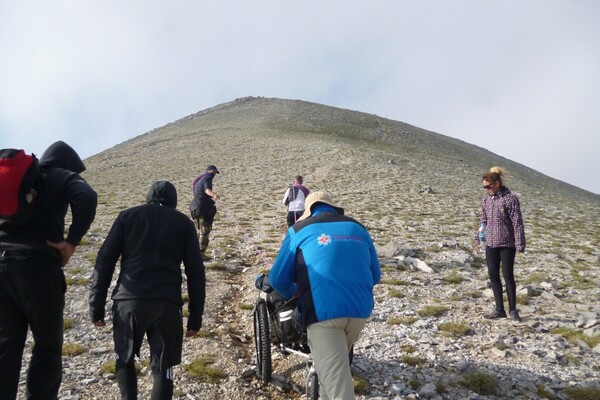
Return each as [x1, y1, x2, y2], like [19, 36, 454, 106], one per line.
[418, 305, 449, 318]
[187, 354, 226, 383]
[437, 321, 471, 336]
[64, 318, 75, 331]
[62, 343, 87, 357]
[353, 376, 369, 394]
[460, 370, 498, 395]
[401, 355, 427, 367]
[564, 386, 600, 400]
[442, 271, 462, 284]
[550, 327, 600, 348]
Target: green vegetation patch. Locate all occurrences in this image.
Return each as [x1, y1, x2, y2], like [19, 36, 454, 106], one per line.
[101, 360, 145, 375]
[64, 318, 75, 331]
[408, 378, 423, 389]
[460, 370, 498, 395]
[400, 344, 416, 353]
[187, 354, 226, 383]
[401, 355, 427, 367]
[564, 269, 597, 290]
[550, 327, 600, 348]
[353, 376, 369, 394]
[437, 321, 472, 336]
[381, 278, 409, 286]
[536, 385, 557, 399]
[83, 252, 96, 263]
[564, 386, 600, 400]
[62, 343, 87, 357]
[388, 289, 405, 299]
[204, 262, 228, 271]
[522, 272, 551, 284]
[418, 305, 449, 318]
[516, 294, 530, 305]
[65, 277, 90, 286]
[442, 271, 463, 284]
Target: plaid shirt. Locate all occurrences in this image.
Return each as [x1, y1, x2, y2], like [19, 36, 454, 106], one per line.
[476, 186, 526, 251]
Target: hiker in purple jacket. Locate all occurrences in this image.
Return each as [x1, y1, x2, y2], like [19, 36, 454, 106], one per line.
[282, 175, 309, 227]
[476, 166, 526, 322]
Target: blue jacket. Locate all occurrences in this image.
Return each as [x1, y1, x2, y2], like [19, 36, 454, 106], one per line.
[269, 205, 380, 326]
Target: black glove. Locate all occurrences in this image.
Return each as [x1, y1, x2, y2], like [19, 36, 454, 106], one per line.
[89, 307, 105, 323]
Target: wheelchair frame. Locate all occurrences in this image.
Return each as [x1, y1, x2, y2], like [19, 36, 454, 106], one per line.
[253, 290, 319, 399]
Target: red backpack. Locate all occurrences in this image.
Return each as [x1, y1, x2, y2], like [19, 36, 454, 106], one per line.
[0, 149, 41, 227]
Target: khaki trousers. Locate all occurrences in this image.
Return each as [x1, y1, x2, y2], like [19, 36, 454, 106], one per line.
[307, 317, 367, 400]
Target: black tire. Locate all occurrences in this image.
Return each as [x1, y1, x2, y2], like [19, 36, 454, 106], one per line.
[254, 300, 272, 383]
[307, 368, 319, 400]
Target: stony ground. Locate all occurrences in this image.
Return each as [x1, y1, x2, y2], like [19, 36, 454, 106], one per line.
[17, 97, 600, 399]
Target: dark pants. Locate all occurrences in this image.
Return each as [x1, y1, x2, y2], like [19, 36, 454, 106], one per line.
[116, 359, 174, 400]
[112, 300, 183, 400]
[0, 253, 65, 400]
[485, 246, 517, 311]
[192, 203, 217, 253]
[286, 211, 303, 227]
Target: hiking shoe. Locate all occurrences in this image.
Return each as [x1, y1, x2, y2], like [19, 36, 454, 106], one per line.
[484, 309, 507, 319]
[509, 310, 522, 322]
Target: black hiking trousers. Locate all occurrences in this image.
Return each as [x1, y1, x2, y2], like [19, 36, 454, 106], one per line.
[286, 211, 304, 228]
[112, 299, 183, 400]
[485, 246, 517, 311]
[0, 251, 65, 400]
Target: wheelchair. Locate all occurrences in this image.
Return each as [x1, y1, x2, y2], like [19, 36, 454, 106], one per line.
[253, 274, 320, 399]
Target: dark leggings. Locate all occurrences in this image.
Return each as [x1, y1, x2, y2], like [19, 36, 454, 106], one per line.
[485, 246, 517, 311]
[286, 211, 303, 227]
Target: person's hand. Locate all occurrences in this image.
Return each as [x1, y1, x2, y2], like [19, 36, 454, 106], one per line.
[186, 329, 198, 337]
[47, 240, 77, 266]
[213, 193, 221, 201]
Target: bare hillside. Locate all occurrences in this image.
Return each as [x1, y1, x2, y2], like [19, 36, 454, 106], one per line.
[19, 97, 600, 399]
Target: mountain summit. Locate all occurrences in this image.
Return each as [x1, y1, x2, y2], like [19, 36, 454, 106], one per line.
[22, 97, 600, 399]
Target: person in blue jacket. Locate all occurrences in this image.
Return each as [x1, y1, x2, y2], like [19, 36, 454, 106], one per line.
[269, 191, 380, 400]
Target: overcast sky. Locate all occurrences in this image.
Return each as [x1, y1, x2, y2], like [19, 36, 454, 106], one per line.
[1, 1, 599, 194]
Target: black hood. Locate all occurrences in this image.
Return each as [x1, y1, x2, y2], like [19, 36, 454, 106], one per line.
[146, 181, 177, 208]
[39, 141, 86, 173]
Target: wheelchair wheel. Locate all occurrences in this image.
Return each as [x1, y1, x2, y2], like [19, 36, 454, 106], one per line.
[306, 366, 319, 400]
[254, 299, 272, 383]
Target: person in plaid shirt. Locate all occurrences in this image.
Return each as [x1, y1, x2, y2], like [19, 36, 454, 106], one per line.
[476, 166, 526, 322]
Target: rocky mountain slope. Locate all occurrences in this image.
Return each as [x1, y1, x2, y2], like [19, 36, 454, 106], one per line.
[18, 97, 600, 399]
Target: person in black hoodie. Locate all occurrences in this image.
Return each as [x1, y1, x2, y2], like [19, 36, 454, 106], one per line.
[0, 141, 97, 400]
[89, 180, 205, 400]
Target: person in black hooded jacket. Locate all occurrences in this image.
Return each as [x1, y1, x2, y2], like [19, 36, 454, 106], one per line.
[89, 180, 205, 400]
[0, 141, 97, 400]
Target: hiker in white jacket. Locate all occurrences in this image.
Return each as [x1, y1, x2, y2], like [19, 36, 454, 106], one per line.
[282, 175, 309, 227]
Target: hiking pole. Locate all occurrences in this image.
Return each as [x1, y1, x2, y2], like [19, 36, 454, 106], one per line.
[216, 198, 272, 269]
